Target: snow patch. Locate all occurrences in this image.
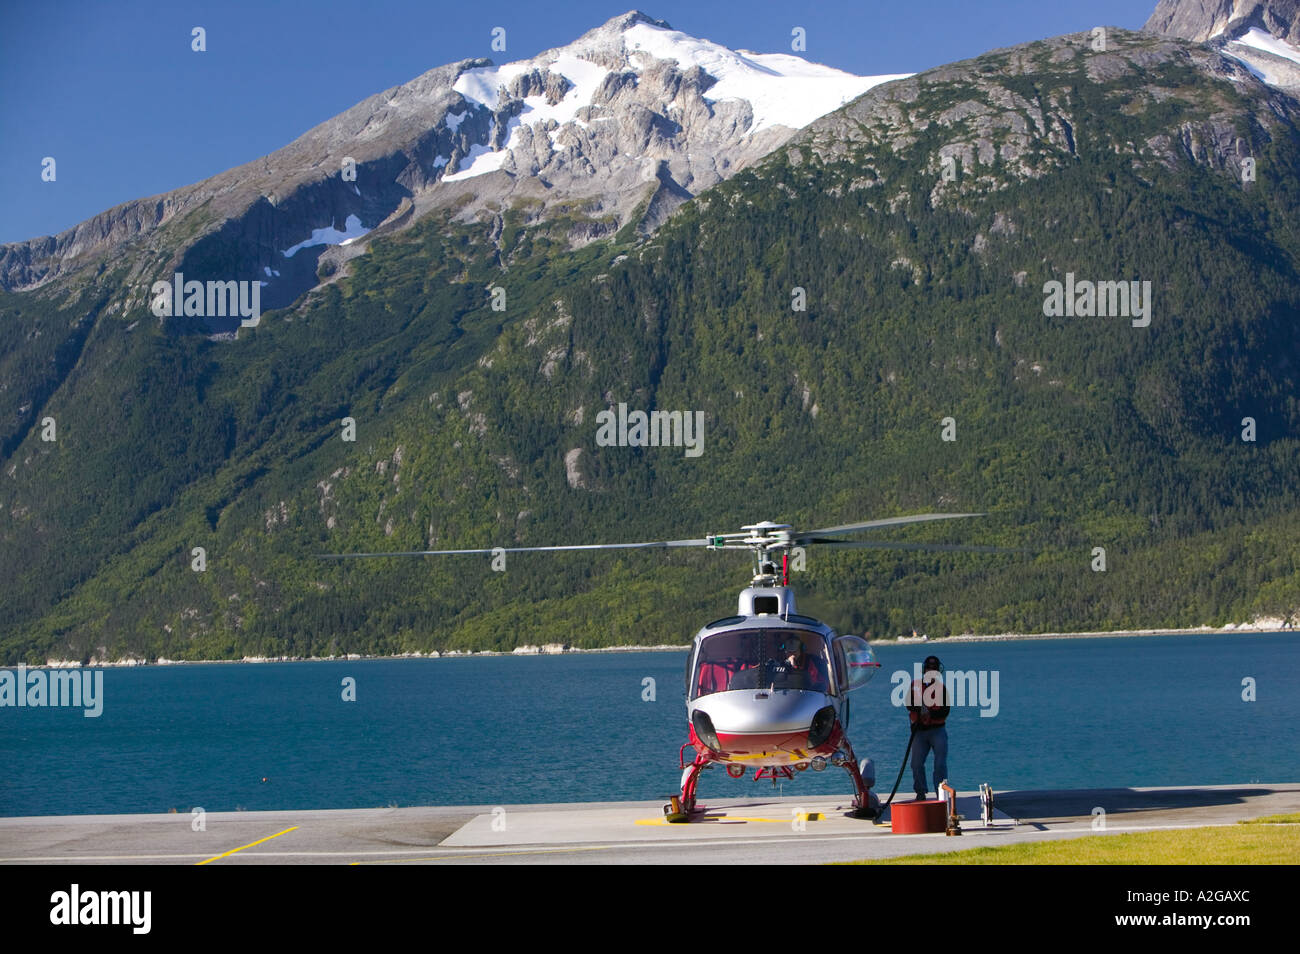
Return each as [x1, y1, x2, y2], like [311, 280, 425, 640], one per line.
[453, 63, 530, 110]
[281, 214, 369, 257]
[1230, 27, 1300, 68]
[1225, 28, 1300, 85]
[443, 136, 511, 181]
[445, 55, 611, 181]
[1227, 53, 1268, 83]
[624, 22, 908, 134]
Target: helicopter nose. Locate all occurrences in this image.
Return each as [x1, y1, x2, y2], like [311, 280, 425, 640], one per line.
[692, 690, 828, 736]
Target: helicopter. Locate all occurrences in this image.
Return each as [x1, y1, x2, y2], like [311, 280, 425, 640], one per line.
[322, 512, 1016, 822]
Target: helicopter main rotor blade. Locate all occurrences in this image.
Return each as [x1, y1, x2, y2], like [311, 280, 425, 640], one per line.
[803, 539, 1030, 554]
[794, 513, 985, 543]
[319, 538, 710, 559]
[318, 514, 1006, 560]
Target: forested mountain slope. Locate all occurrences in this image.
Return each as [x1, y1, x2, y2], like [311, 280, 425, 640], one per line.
[2, 28, 1297, 663]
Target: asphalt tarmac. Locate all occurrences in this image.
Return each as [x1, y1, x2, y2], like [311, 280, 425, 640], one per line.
[1, 784, 1295, 865]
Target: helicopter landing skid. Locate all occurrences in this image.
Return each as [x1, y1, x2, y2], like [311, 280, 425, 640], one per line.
[663, 795, 690, 824]
[840, 739, 882, 820]
[664, 754, 710, 822]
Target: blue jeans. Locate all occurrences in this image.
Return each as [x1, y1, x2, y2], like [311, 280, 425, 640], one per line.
[911, 726, 948, 798]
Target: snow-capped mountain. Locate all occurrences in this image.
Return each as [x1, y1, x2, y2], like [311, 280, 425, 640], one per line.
[414, 12, 907, 244]
[443, 17, 896, 181]
[0, 11, 908, 313]
[1145, 0, 1300, 87]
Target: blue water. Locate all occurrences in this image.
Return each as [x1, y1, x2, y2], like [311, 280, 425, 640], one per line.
[1, 633, 1296, 816]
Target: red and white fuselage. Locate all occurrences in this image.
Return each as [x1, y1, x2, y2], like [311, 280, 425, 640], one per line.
[673, 585, 879, 815]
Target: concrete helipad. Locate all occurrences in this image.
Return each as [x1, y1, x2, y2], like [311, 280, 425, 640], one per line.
[1, 784, 1295, 864]
[439, 793, 1008, 847]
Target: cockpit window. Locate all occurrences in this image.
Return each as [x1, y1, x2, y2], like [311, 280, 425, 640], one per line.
[692, 629, 831, 698]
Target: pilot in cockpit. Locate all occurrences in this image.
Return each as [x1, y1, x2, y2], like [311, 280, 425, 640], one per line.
[772, 635, 828, 691]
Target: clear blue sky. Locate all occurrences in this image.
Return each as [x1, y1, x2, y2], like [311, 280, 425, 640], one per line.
[0, 0, 1158, 245]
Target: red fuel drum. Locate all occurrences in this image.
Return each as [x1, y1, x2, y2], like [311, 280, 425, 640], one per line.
[890, 799, 949, 834]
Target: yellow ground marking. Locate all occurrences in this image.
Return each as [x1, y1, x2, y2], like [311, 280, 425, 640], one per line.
[195, 826, 299, 865]
[636, 812, 823, 826]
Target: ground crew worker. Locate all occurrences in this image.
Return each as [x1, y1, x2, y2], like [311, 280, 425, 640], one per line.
[907, 654, 949, 800]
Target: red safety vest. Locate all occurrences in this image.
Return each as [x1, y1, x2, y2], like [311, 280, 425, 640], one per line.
[908, 675, 948, 726]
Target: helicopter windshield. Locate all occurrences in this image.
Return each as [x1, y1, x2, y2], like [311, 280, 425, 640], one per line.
[692, 629, 831, 698]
